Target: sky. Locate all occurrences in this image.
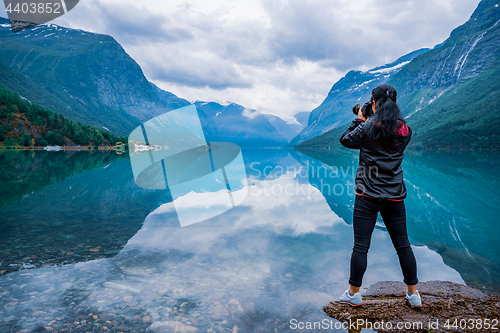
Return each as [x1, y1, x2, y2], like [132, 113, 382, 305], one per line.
[1, 0, 481, 120]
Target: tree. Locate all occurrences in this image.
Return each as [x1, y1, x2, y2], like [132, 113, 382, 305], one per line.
[19, 133, 31, 146]
[45, 131, 64, 146]
[34, 116, 44, 126]
[73, 129, 89, 145]
[93, 131, 104, 146]
[4, 137, 17, 146]
[0, 88, 127, 148]
[36, 137, 48, 147]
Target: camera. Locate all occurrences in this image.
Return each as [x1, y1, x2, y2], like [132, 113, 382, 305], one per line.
[352, 104, 361, 116]
[352, 101, 373, 118]
[361, 101, 374, 118]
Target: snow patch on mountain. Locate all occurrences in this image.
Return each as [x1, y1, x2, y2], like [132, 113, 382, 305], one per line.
[369, 61, 411, 74]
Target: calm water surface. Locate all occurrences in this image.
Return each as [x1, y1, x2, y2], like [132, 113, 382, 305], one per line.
[0, 148, 498, 332]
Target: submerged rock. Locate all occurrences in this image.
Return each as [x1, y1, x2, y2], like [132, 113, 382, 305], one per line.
[209, 301, 230, 320]
[324, 281, 500, 333]
[103, 281, 141, 293]
[147, 320, 198, 332]
[228, 299, 244, 315]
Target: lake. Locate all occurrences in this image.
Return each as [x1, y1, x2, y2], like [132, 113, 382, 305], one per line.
[0, 148, 498, 332]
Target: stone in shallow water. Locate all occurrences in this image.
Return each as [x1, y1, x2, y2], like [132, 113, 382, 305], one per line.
[148, 320, 198, 332]
[103, 281, 141, 293]
[209, 301, 229, 320]
[123, 295, 134, 302]
[227, 299, 243, 315]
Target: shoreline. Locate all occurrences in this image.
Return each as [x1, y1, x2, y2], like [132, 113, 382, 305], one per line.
[0, 146, 122, 151]
[324, 280, 500, 333]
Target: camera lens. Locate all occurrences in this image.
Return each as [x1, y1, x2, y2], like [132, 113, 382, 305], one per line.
[353, 104, 362, 115]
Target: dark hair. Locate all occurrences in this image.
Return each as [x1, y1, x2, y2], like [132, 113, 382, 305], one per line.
[368, 84, 405, 140]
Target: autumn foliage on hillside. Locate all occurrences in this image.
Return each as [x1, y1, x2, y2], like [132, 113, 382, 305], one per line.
[0, 88, 127, 147]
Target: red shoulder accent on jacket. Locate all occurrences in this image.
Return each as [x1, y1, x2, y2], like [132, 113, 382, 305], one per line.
[397, 121, 409, 136]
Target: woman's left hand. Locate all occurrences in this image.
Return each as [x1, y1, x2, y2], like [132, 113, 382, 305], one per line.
[357, 110, 367, 121]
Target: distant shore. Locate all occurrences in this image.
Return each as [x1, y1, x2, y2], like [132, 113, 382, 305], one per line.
[0, 146, 123, 151]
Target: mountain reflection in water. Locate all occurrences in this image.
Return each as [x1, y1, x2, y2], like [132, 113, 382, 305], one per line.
[0, 148, 496, 332]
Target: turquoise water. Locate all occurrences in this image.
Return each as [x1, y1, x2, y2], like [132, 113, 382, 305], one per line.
[0, 149, 498, 332]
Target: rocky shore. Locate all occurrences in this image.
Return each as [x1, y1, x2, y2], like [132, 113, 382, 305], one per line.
[324, 281, 500, 333]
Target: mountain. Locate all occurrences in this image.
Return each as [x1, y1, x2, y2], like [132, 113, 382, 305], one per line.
[147, 83, 290, 147]
[388, 0, 500, 149]
[194, 101, 288, 147]
[0, 17, 291, 146]
[294, 125, 348, 149]
[262, 114, 302, 142]
[0, 17, 179, 135]
[289, 48, 430, 146]
[264, 112, 310, 141]
[295, 0, 500, 150]
[293, 111, 310, 128]
[149, 82, 191, 111]
[0, 58, 72, 117]
[0, 87, 125, 147]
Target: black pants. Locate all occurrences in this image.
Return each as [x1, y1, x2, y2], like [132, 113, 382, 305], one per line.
[349, 195, 418, 287]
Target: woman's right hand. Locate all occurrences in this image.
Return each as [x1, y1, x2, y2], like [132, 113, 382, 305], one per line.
[357, 109, 367, 121]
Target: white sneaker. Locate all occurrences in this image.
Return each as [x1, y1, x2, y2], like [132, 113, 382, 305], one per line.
[339, 289, 362, 306]
[406, 291, 422, 308]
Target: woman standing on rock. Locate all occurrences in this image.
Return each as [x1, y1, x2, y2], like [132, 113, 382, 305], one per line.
[338, 84, 421, 308]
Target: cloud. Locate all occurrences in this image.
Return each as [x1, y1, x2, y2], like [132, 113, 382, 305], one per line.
[50, 0, 195, 44]
[262, 0, 481, 71]
[153, 59, 344, 116]
[40, 0, 482, 118]
[140, 48, 253, 89]
[242, 107, 260, 119]
[98, 4, 194, 44]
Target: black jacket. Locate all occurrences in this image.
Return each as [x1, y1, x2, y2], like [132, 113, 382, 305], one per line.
[339, 118, 412, 200]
